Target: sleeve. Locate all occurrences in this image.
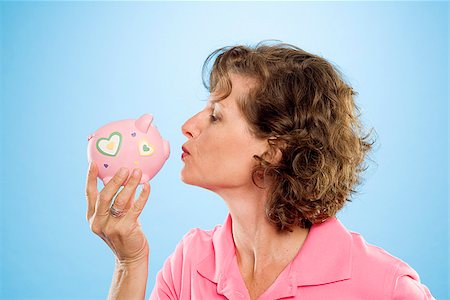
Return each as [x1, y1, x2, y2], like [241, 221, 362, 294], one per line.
[149, 229, 197, 300]
[392, 262, 435, 300]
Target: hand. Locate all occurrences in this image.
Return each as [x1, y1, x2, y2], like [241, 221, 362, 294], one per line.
[85, 162, 151, 266]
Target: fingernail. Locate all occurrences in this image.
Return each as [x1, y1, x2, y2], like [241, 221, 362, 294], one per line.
[119, 168, 128, 176]
[133, 169, 141, 177]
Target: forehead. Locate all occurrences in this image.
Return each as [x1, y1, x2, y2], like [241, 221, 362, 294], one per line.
[208, 73, 257, 107]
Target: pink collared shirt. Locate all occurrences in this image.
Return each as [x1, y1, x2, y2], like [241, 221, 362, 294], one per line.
[150, 214, 434, 299]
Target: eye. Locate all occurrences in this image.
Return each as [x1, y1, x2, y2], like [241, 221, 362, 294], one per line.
[207, 101, 221, 123]
[209, 113, 218, 123]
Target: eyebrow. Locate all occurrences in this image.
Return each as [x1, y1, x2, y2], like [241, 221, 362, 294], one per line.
[207, 96, 221, 105]
[207, 98, 224, 108]
[207, 100, 224, 115]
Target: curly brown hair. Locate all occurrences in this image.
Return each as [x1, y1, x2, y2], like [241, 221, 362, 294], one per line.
[201, 40, 376, 231]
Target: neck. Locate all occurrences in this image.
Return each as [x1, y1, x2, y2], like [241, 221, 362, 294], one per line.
[213, 183, 310, 276]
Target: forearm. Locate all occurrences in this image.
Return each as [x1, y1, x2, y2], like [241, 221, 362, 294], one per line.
[108, 256, 149, 300]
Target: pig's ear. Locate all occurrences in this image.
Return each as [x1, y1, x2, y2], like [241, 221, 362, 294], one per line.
[135, 114, 154, 133]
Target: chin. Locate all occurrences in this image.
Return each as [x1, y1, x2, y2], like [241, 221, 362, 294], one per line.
[180, 170, 216, 190]
[180, 168, 197, 186]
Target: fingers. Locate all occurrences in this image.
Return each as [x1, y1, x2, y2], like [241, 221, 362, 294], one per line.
[125, 187, 137, 210]
[95, 167, 130, 217]
[124, 182, 151, 222]
[85, 161, 99, 221]
[113, 168, 142, 212]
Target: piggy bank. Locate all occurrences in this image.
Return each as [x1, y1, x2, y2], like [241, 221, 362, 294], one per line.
[87, 114, 170, 186]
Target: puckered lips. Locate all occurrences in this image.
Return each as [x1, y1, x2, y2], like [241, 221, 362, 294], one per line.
[181, 145, 190, 160]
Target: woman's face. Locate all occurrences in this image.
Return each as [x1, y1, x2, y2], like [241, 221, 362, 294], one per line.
[181, 73, 267, 192]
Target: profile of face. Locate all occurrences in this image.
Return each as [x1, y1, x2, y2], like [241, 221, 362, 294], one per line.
[181, 73, 267, 193]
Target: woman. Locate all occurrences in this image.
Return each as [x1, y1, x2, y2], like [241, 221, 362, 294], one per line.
[85, 41, 434, 299]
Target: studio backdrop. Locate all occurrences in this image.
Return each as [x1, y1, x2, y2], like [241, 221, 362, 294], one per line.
[0, 1, 448, 299]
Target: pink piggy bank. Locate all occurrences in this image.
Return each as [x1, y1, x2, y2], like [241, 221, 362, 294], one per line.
[87, 114, 170, 185]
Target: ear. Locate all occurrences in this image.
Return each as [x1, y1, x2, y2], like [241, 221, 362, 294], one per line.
[265, 137, 284, 164]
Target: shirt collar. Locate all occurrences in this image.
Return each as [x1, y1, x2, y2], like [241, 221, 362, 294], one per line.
[289, 216, 352, 286]
[196, 213, 352, 296]
[196, 213, 235, 282]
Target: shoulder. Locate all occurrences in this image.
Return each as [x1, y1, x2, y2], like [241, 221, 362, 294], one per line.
[180, 226, 217, 246]
[170, 224, 222, 264]
[151, 224, 224, 299]
[349, 230, 418, 277]
[348, 230, 433, 299]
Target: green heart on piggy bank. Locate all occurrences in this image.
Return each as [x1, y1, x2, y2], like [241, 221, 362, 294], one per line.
[96, 132, 122, 157]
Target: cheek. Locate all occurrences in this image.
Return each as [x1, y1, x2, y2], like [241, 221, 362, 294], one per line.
[212, 137, 258, 172]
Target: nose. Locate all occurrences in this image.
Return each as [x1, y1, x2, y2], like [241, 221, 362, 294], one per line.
[181, 112, 201, 139]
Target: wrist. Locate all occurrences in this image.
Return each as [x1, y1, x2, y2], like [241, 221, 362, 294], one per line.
[115, 242, 150, 268]
[110, 255, 148, 300]
[115, 254, 149, 269]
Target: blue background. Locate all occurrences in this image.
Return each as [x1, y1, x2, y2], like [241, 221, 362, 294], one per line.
[1, 1, 448, 299]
